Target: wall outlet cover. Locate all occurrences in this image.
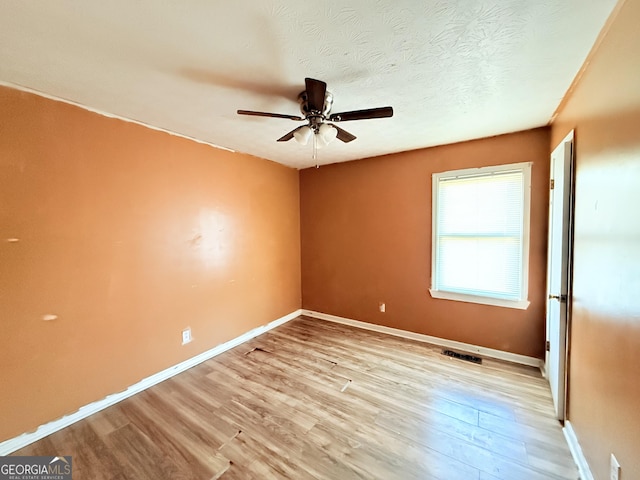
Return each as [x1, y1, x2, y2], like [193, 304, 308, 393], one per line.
[182, 328, 192, 345]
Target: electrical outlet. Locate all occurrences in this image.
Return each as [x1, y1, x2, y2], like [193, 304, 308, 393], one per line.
[182, 327, 192, 345]
[379, 302, 386, 313]
[610, 453, 621, 480]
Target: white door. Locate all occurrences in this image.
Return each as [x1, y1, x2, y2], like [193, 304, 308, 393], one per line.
[546, 131, 574, 421]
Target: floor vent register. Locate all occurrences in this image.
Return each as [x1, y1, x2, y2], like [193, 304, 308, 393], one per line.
[442, 349, 482, 364]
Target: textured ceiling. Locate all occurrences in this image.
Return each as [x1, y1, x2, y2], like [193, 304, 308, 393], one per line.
[0, 1, 618, 169]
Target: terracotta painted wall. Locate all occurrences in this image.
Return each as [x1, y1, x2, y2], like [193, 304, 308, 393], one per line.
[0, 86, 301, 442]
[300, 128, 550, 358]
[551, 0, 640, 478]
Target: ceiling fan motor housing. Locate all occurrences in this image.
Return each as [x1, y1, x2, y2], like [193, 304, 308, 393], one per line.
[298, 90, 333, 118]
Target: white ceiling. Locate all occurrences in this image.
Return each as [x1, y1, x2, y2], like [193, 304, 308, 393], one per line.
[0, 1, 618, 169]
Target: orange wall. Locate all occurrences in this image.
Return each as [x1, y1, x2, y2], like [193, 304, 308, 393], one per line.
[551, 0, 640, 478]
[0, 86, 301, 442]
[300, 128, 550, 358]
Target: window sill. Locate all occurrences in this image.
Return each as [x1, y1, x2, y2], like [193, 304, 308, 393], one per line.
[429, 289, 530, 310]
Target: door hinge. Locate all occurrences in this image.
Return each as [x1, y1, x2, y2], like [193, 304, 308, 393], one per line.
[550, 179, 555, 190]
[546, 340, 550, 352]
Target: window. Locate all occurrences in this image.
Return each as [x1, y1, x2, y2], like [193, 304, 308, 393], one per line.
[430, 162, 532, 309]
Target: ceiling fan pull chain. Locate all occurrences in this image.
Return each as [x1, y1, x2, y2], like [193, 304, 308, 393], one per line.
[313, 131, 318, 161]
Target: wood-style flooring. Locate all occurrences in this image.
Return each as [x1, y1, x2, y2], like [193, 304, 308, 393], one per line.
[14, 316, 578, 479]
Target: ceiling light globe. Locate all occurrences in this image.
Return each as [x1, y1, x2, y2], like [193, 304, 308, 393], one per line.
[293, 126, 312, 145]
[318, 123, 337, 144]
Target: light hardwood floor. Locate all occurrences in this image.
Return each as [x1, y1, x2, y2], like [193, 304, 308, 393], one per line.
[14, 316, 578, 479]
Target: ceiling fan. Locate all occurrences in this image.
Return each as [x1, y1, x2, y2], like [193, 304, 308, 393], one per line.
[237, 77, 393, 146]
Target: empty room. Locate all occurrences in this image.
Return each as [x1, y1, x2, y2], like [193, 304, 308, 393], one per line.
[1, 1, 639, 479]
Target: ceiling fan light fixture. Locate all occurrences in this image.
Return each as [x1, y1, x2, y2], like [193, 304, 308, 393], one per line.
[293, 125, 313, 145]
[318, 123, 337, 145]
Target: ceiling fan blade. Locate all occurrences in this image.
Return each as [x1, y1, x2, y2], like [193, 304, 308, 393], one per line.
[237, 109, 303, 121]
[329, 106, 394, 122]
[332, 124, 357, 143]
[277, 126, 307, 142]
[305, 78, 327, 113]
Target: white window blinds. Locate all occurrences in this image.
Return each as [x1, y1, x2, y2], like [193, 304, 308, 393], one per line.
[431, 163, 531, 308]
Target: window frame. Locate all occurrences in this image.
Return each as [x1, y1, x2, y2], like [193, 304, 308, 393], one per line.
[429, 162, 532, 310]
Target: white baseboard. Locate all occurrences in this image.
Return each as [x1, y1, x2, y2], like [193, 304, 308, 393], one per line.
[302, 309, 543, 368]
[0, 309, 301, 455]
[563, 420, 594, 480]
